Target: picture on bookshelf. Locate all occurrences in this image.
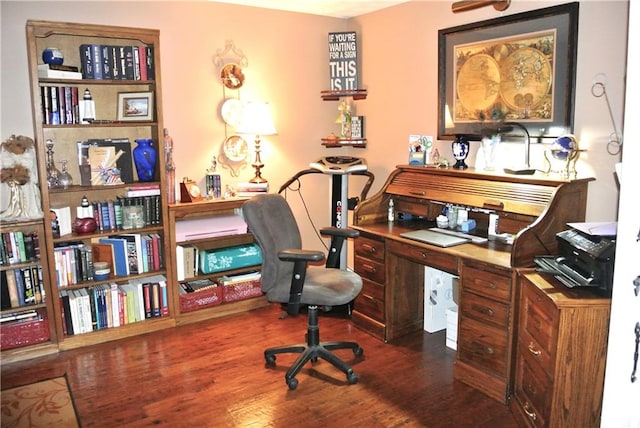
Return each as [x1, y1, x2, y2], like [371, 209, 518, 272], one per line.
[117, 91, 153, 121]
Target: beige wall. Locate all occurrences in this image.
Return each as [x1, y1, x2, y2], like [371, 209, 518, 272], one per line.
[1, 1, 629, 251]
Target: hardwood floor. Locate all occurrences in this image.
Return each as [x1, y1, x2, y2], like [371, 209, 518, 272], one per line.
[1, 304, 518, 427]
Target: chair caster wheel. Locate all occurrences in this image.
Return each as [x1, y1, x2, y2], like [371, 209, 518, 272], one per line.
[287, 377, 298, 390]
[353, 346, 364, 357]
[347, 370, 358, 384]
[265, 354, 276, 366]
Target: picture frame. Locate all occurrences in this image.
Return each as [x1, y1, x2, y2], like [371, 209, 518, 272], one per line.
[117, 91, 154, 121]
[437, 3, 579, 142]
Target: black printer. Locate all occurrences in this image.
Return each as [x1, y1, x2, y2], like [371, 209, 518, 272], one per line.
[534, 226, 616, 297]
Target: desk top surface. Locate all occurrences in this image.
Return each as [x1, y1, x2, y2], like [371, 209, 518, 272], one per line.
[353, 222, 514, 269]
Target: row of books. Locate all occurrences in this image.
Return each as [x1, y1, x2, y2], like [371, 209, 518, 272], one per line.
[175, 244, 198, 281]
[59, 275, 168, 336]
[0, 266, 46, 309]
[52, 194, 161, 238]
[40, 85, 81, 125]
[79, 44, 155, 81]
[53, 233, 163, 288]
[0, 231, 40, 265]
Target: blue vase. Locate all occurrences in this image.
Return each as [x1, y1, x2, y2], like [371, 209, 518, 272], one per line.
[452, 135, 470, 170]
[133, 139, 157, 182]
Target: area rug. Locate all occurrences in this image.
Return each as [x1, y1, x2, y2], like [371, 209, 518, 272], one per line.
[1, 375, 79, 428]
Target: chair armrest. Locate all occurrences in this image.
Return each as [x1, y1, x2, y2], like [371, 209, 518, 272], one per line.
[320, 227, 360, 268]
[320, 227, 360, 239]
[278, 249, 324, 263]
[278, 249, 324, 316]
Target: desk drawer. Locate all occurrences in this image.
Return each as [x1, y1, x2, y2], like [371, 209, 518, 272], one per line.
[513, 339, 552, 428]
[355, 255, 385, 284]
[354, 236, 384, 262]
[458, 315, 509, 377]
[460, 290, 509, 329]
[519, 279, 558, 376]
[387, 239, 457, 274]
[354, 278, 384, 322]
[462, 264, 511, 302]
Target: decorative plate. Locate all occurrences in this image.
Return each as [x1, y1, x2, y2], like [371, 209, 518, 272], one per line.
[220, 63, 245, 90]
[223, 135, 249, 162]
[221, 98, 243, 127]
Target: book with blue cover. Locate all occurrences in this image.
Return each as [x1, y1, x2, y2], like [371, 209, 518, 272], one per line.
[98, 238, 129, 276]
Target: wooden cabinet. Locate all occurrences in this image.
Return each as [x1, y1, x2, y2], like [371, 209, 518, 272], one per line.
[26, 20, 174, 351]
[0, 220, 58, 363]
[510, 272, 610, 427]
[168, 199, 268, 326]
[455, 260, 515, 403]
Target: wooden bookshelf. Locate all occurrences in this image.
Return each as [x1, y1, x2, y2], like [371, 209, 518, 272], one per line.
[24, 20, 174, 352]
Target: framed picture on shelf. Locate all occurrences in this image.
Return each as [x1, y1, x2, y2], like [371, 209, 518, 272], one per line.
[437, 3, 579, 142]
[117, 91, 154, 121]
[351, 116, 364, 139]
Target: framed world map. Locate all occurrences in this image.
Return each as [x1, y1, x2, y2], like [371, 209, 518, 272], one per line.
[438, 3, 579, 143]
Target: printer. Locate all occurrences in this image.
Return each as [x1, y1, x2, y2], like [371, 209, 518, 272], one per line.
[534, 225, 616, 297]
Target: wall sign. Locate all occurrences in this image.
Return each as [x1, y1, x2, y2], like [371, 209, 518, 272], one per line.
[328, 31, 359, 91]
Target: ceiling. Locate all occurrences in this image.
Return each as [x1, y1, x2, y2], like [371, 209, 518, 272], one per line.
[208, 0, 412, 19]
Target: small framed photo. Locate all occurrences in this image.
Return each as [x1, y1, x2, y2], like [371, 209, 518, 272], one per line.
[117, 91, 154, 121]
[351, 116, 365, 139]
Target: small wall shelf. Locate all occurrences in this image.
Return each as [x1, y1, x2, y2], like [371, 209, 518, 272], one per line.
[321, 138, 367, 148]
[321, 89, 367, 101]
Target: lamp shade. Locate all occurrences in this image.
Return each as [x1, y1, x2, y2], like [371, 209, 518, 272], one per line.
[236, 101, 277, 136]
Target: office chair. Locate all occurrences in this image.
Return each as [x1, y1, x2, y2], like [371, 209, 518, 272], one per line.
[243, 194, 364, 390]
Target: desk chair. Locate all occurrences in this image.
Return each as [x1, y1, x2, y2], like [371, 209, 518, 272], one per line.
[243, 194, 364, 390]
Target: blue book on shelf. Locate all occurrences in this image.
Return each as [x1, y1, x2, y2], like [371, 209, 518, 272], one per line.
[98, 238, 129, 276]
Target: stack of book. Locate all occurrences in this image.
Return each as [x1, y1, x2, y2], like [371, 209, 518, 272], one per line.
[236, 182, 269, 197]
[37, 64, 83, 80]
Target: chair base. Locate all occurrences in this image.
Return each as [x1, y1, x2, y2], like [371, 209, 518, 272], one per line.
[265, 305, 363, 390]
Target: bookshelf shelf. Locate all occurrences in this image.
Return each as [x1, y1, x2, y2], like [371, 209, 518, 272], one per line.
[168, 199, 269, 325]
[22, 19, 173, 357]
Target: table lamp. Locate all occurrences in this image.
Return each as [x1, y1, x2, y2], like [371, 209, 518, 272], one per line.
[236, 101, 277, 184]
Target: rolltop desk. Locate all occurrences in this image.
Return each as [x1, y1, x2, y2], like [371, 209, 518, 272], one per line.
[351, 165, 594, 403]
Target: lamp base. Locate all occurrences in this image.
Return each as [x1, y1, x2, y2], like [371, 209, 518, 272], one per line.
[248, 176, 268, 184]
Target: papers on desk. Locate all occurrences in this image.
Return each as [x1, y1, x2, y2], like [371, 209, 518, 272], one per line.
[567, 222, 617, 237]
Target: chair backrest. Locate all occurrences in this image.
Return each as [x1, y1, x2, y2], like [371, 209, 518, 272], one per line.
[243, 194, 302, 301]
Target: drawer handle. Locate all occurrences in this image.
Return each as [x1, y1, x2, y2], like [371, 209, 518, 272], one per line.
[362, 264, 377, 274]
[409, 191, 426, 196]
[364, 295, 377, 304]
[527, 342, 542, 356]
[485, 346, 494, 355]
[421, 252, 428, 259]
[362, 243, 377, 254]
[472, 304, 494, 317]
[523, 402, 537, 421]
[487, 282, 497, 290]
